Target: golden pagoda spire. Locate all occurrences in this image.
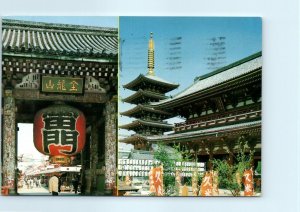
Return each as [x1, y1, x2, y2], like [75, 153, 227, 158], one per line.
[147, 32, 155, 76]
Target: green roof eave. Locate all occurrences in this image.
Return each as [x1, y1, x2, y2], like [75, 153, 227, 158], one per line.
[119, 119, 173, 130]
[120, 104, 172, 117]
[2, 19, 118, 59]
[194, 51, 262, 82]
[119, 134, 148, 144]
[123, 74, 179, 91]
[122, 89, 167, 103]
[2, 52, 117, 63]
[2, 19, 118, 36]
[151, 51, 262, 109]
[147, 120, 261, 142]
[174, 116, 261, 134]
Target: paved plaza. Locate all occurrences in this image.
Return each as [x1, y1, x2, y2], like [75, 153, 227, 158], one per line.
[18, 186, 79, 196]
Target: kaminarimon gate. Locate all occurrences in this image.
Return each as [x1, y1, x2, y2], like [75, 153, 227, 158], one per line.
[1, 19, 118, 195]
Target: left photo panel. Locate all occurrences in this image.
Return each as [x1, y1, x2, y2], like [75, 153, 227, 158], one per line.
[1, 17, 118, 196]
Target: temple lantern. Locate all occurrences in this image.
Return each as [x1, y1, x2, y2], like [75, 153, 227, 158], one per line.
[34, 104, 86, 165]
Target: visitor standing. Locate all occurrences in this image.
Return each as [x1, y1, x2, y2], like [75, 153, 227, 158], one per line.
[49, 174, 59, 196]
[72, 176, 79, 194]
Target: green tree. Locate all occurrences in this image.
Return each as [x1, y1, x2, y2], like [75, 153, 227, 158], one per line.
[153, 142, 196, 196]
[256, 161, 261, 175]
[153, 143, 179, 196]
[211, 140, 254, 196]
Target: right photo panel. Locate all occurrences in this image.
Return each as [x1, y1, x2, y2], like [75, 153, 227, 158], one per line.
[118, 17, 262, 197]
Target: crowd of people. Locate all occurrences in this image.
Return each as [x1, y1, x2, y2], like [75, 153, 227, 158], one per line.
[49, 173, 80, 195]
[18, 173, 81, 195]
[19, 177, 42, 189]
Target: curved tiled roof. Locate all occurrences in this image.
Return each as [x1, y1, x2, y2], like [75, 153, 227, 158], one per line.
[119, 119, 173, 130]
[151, 52, 262, 107]
[119, 134, 148, 144]
[120, 104, 172, 117]
[122, 89, 167, 104]
[2, 19, 118, 59]
[119, 119, 261, 145]
[123, 74, 179, 93]
[145, 120, 261, 142]
[119, 119, 260, 145]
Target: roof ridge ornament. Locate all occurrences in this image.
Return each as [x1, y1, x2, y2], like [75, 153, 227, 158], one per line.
[147, 32, 155, 76]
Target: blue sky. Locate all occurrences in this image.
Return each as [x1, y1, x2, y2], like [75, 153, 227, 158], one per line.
[119, 17, 262, 138]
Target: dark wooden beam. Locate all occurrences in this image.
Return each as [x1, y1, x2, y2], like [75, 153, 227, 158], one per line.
[13, 89, 108, 103]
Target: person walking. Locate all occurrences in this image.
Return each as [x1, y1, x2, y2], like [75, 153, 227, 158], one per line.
[49, 174, 59, 196]
[38, 178, 42, 188]
[30, 179, 33, 189]
[34, 178, 38, 188]
[26, 179, 30, 189]
[72, 176, 79, 194]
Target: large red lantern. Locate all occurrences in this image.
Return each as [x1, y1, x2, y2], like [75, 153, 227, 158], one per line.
[34, 104, 86, 165]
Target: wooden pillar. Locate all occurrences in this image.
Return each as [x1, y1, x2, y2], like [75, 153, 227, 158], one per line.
[146, 141, 151, 151]
[2, 89, 17, 194]
[207, 142, 214, 170]
[225, 138, 235, 166]
[82, 133, 92, 194]
[228, 151, 234, 166]
[247, 136, 257, 167]
[208, 152, 213, 170]
[104, 99, 117, 194]
[193, 144, 199, 162]
[90, 120, 99, 194]
[199, 140, 207, 165]
[80, 134, 87, 195]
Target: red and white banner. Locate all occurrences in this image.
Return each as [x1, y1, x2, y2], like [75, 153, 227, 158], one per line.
[200, 171, 213, 196]
[149, 167, 163, 196]
[243, 168, 254, 196]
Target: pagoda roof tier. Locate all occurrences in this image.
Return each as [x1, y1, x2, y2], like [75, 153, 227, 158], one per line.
[122, 89, 168, 104]
[119, 119, 173, 131]
[123, 74, 179, 93]
[119, 134, 148, 144]
[119, 120, 260, 144]
[151, 52, 262, 109]
[2, 19, 118, 61]
[120, 104, 173, 119]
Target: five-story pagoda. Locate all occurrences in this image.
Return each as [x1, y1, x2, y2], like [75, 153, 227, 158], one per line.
[120, 33, 179, 150]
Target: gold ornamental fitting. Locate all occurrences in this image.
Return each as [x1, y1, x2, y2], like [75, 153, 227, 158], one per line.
[50, 155, 71, 165]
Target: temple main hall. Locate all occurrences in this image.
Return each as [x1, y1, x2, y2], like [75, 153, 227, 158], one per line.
[120, 33, 261, 170]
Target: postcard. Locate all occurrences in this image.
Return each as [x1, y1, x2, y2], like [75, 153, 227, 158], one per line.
[1, 16, 261, 197]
